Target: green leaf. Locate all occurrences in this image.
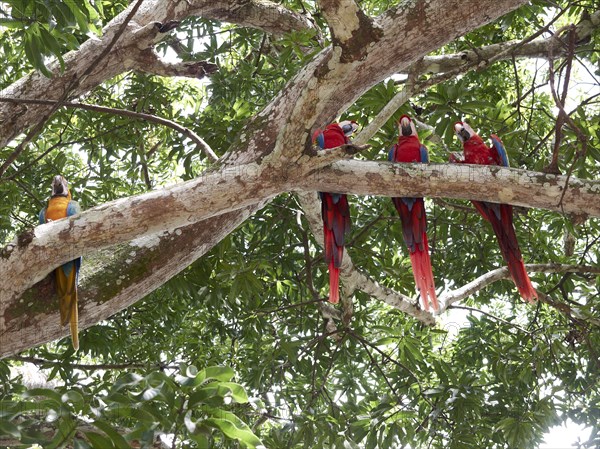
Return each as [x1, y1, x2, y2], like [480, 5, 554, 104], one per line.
[74, 439, 92, 449]
[64, 1, 90, 33]
[84, 431, 115, 449]
[61, 390, 85, 409]
[23, 388, 63, 404]
[112, 373, 143, 391]
[195, 366, 235, 385]
[0, 419, 20, 438]
[92, 420, 131, 449]
[219, 382, 249, 403]
[206, 418, 262, 448]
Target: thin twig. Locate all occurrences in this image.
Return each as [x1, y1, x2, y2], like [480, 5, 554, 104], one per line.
[347, 329, 434, 408]
[439, 264, 600, 311]
[354, 332, 401, 398]
[547, 39, 589, 208]
[12, 177, 44, 207]
[256, 297, 327, 315]
[449, 305, 533, 335]
[10, 355, 175, 371]
[2, 124, 128, 183]
[0, 97, 219, 162]
[512, 55, 522, 120]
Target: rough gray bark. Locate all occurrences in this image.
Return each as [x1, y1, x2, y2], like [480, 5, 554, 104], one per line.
[3, 160, 598, 323]
[411, 9, 600, 75]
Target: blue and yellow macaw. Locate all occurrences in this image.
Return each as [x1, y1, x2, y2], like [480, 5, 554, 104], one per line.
[39, 175, 82, 350]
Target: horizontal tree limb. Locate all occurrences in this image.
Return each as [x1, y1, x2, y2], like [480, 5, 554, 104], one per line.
[2, 161, 598, 316]
[0, 97, 218, 162]
[0, 0, 541, 356]
[412, 9, 600, 75]
[0, 162, 280, 308]
[300, 161, 600, 217]
[133, 49, 219, 79]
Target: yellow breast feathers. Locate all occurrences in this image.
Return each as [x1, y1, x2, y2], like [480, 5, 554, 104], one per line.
[45, 193, 72, 222]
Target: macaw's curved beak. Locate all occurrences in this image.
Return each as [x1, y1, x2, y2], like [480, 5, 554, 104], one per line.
[340, 120, 359, 137]
[52, 175, 68, 197]
[400, 116, 412, 136]
[454, 123, 470, 142]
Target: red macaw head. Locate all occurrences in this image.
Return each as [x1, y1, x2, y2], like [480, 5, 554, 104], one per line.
[51, 175, 69, 197]
[454, 121, 476, 143]
[398, 115, 417, 137]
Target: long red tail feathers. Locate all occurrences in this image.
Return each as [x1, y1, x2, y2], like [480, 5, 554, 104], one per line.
[509, 258, 538, 303]
[476, 201, 538, 303]
[324, 225, 343, 304]
[394, 198, 439, 312]
[329, 262, 340, 304]
[409, 241, 439, 312]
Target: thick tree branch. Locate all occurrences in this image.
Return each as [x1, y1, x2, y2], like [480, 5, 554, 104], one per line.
[133, 49, 219, 79]
[188, 0, 314, 36]
[302, 161, 600, 217]
[439, 264, 600, 312]
[318, 0, 363, 42]
[0, 0, 541, 355]
[263, 0, 528, 165]
[2, 161, 598, 328]
[318, 0, 377, 63]
[0, 162, 280, 312]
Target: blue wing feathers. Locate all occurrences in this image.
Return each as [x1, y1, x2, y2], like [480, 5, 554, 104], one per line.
[39, 208, 46, 225]
[67, 201, 81, 217]
[401, 197, 417, 212]
[315, 133, 325, 149]
[61, 257, 81, 279]
[419, 145, 429, 163]
[491, 135, 509, 167]
[388, 145, 396, 162]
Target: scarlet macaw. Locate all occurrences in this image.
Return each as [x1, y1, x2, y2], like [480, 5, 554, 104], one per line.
[452, 121, 537, 302]
[39, 175, 82, 350]
[389, 115, 439, 312]
[313, 121, 358, 304]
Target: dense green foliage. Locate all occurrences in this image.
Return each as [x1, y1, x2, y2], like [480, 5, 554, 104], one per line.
[1, 0, 599, 448]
